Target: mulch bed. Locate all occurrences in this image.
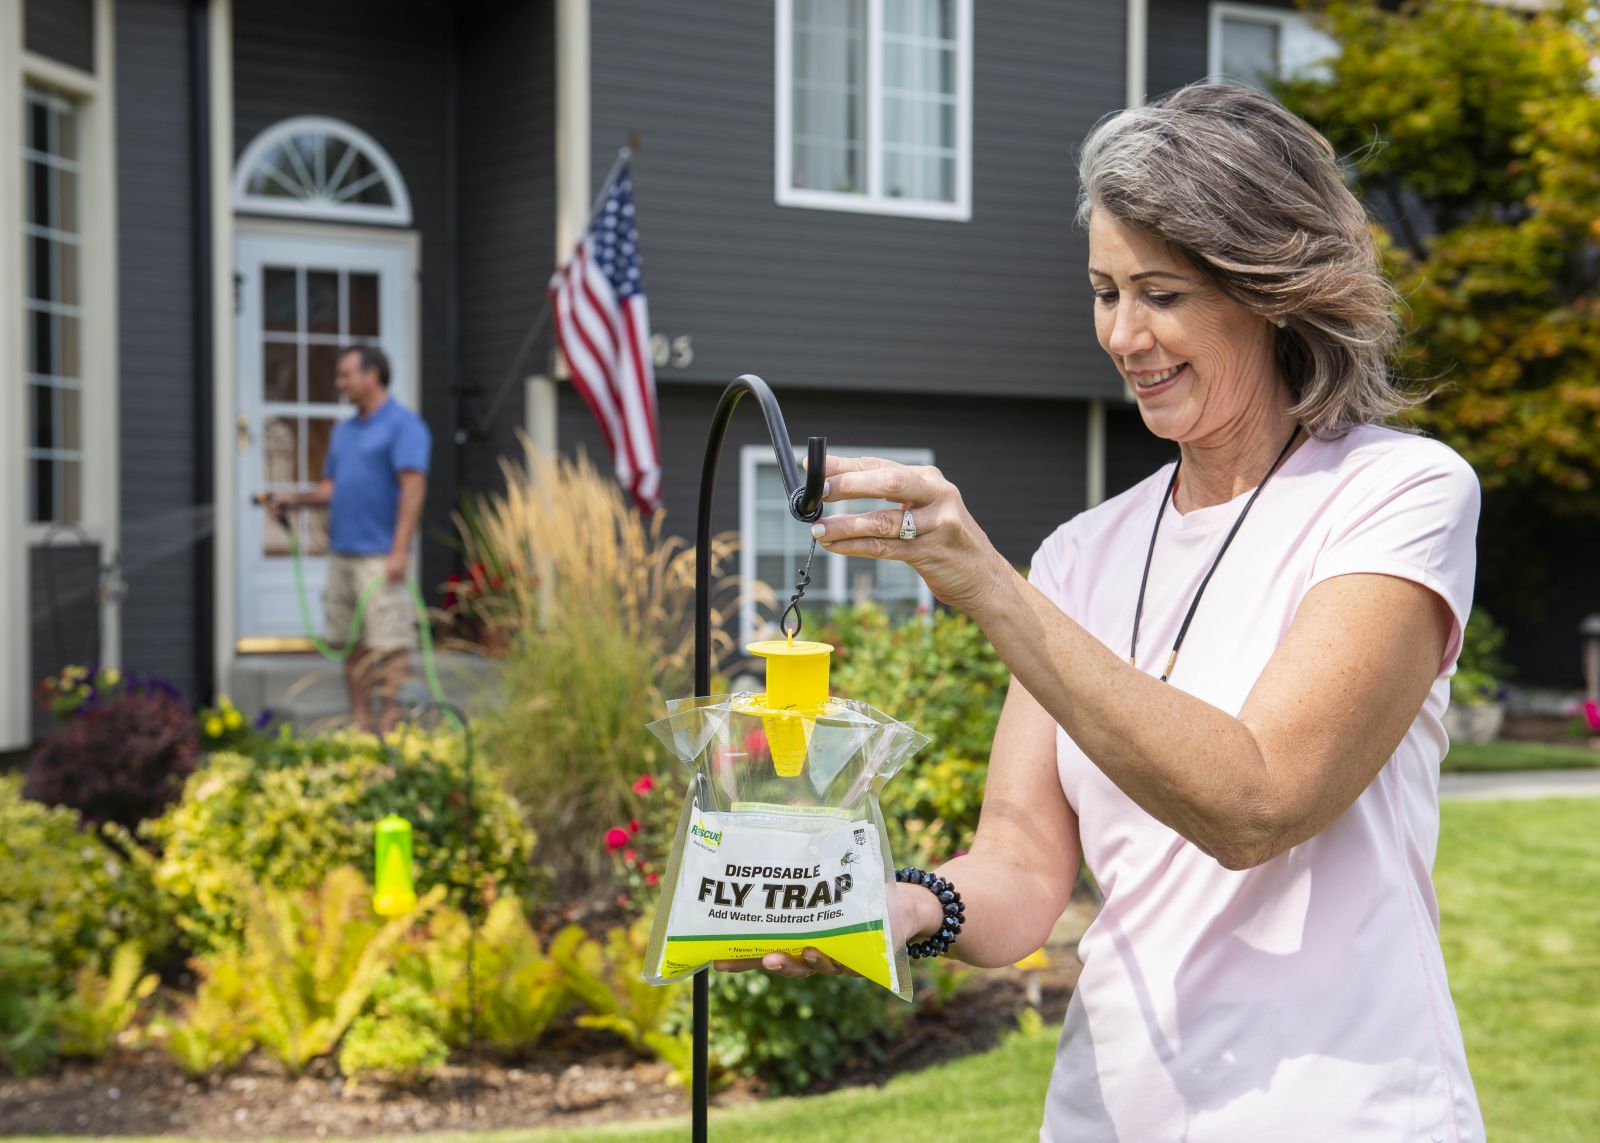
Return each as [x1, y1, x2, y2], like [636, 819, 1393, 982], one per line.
[0, 936, 1086, 1139]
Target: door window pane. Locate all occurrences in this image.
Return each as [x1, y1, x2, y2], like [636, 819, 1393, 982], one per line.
[348, 272, 379, 336]
[263, 267, 298, 331]
[306, 270, 340, 334]
[263, 341, 299, 402]
[307, 343, 342, 404]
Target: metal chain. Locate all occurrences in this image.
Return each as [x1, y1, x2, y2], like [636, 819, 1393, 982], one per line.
[779, 538, 819, 639]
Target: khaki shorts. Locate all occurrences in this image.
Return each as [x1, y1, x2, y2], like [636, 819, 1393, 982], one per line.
[324, 554, 418, 653]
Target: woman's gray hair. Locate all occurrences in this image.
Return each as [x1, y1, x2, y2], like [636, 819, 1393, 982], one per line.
[1077, 82, 1411, 438]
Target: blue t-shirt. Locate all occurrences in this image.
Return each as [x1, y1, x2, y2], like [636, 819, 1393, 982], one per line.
[323, 398, 431, 555]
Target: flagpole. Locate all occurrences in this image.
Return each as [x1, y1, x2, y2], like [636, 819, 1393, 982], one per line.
[455, 144, 635, 445]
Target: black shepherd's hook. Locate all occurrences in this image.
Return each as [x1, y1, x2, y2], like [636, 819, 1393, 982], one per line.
[692, 375, 826, 1141]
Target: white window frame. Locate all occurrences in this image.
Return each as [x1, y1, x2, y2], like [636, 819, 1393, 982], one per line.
[1207, 2, 1337, 86]
[774, 0, 973, 222]
[739, 444, 935, 645]
[233, 115, 413, 226]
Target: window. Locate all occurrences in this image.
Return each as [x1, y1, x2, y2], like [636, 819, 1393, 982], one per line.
[1208, 3, 1337, 90]
[776, 0, 972, 220]
[23, 86, 83, 525]
[740, 445, 935, 643]
[233, 116, 412, 226]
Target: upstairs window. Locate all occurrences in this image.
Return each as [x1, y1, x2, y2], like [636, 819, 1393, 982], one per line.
[1208, 2, 1337, 89]
[23, 86, 84, 525]
[776, 0, 972, 221]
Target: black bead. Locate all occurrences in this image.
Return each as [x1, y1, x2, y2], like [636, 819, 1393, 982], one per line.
[944, 902, 959, 915]
[939, 889, 956, 903]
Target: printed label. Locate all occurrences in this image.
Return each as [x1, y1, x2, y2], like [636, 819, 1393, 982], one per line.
[656, 806, 896, 993]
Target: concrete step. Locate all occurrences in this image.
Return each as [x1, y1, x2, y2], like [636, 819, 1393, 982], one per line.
[226, 650, 503, 732]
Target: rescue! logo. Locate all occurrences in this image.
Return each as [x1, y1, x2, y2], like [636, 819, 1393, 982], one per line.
[689, 819, 723, 850]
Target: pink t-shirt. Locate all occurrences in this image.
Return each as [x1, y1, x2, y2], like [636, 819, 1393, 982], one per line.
[1031, 425, 1484, 1142]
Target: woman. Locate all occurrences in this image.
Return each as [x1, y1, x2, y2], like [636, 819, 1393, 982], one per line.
[720, 83, 1484, 1139]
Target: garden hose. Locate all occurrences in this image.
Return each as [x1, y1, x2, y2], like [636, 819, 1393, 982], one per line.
[270, 501, 459, 730]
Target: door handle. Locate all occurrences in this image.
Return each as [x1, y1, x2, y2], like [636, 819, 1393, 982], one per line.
[237, 413, 251, 453]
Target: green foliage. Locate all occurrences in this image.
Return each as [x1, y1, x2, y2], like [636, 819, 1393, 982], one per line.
[912, 957, 977, 1016]
[0, 933, 62, 1077]
[1452, 606, 1512, 707]
[338, 975, 450, 1085]
[54, 942, 158, 1058]
[551, 916, 691, 1081]
[0, 775, 174, 989]
[158, 946, 258, 1077]
[240, 866, 443, 1074]
[821, 603, 1008, 860]
[144, 724, 539, 950]
[706, 968, 904, 1094]
[1278, 1, 1600, 512]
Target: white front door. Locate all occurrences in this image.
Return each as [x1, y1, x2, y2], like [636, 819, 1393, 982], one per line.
[234, 229, 415, 641]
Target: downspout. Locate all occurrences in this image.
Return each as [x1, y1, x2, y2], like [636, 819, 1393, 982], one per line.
[190, 0, 216, 701]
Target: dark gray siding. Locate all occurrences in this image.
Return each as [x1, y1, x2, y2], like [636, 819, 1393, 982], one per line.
[560, 380, 1090, 569]
[1146, 0, 1302, 99]
[1105, 402, 1176, 499]
[25, 0, 94, 73]
[590, 0, 1126, 401]
[455, 0, 557, 496]
[116, 0, 198, 696]
[30, 545, 100, 739]
[233, 0, 456, 597]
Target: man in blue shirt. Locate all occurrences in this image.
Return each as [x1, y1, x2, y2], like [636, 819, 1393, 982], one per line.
[268, 346, 430, 732]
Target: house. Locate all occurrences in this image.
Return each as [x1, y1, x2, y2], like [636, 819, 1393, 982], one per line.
[0, 0, 1436, 752]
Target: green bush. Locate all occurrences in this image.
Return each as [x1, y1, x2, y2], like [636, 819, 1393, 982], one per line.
[0, 932, 61, 1076]
[55, 942, 158, 1058]
[338, 975, 450, 1084]
[1452, 606, 1512, 707]
[144, 724, 541, 950]
[706, 968, 905, 1094]
[0, 774, 174, 988]
[158, 945, 257, 1077]
[821, 603, 1008, 858]
[552, 915, 691, 1081]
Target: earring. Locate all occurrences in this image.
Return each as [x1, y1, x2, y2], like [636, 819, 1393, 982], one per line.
[1274, 317, 1288, 329]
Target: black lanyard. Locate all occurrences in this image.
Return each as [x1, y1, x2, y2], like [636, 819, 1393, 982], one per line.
[1129, 426, 1301, 683]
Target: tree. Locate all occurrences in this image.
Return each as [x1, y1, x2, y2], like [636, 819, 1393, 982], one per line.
[1279, 0, 1600, 513]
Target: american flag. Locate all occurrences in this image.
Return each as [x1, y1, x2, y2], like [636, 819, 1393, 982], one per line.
[548, 162, 661, 512]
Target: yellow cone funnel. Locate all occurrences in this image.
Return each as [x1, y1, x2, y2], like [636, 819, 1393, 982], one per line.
[747, 639, 833, 777]
[373, 814, 418, 916]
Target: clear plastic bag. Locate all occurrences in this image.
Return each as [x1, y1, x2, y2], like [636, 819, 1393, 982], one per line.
[643, 684, 930, 1001]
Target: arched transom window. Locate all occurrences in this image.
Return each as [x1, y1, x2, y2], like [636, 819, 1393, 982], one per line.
[233, 116, 412, 226]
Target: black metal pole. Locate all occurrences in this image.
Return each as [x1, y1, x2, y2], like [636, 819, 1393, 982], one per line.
[691, 375, 826, 1142]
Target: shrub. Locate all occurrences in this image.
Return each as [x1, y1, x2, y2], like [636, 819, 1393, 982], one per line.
[551, 915, 691, 1082]
[0, 932, 61, 1077]
[821, 602, 1008, 857]
[1452, 606, 1512, 707]
[338, 975, 449, 1085]
[25, 678, 199, 831]
[239, 867, 443, 1074]
[55, 942, 158, 1059]
[158, 946, 257, 1077]
[144, 724, 540, 950]
[463, 441, 759, 896]
[0, 775, 174, 988]
[705, 968, 904, 1094]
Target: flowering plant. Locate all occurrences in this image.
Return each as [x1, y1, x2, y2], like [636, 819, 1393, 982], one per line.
[36, 664, 135, 719]
[604, 771, 682, 911]
[1567, 699, 1600, 746]
[197, 695, 270, 753]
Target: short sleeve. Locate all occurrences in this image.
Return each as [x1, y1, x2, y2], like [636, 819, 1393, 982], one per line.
[1028, 521, 1079, 612]
[1307, 442, 1480, 670]
[392, 414, 432, 474]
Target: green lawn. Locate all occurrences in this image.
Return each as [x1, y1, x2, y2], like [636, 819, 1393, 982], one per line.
[14, 799, 1596, 1143]
[1442, 738, 1599, 772]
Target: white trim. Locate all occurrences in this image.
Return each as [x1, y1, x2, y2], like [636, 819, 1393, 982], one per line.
[211, 0, 237, 693]
[774, 0, 973, 222]
[550, 0, 589, 394]
[19, 50, 94, 99]
[1207, 2, 1337, 85]
[1126, 0, 1148, 109]
[233, 115, 413, 227]
[738, 444, 936, 645]
[1086, 398, 1106, 508]
[1, 0, 29, 747]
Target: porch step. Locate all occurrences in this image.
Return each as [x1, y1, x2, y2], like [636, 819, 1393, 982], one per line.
[225, 650, 503, 733]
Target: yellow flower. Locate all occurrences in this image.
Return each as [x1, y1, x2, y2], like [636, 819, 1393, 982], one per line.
[64, 665, 87, 681]
[219, 695, 235, 710]
[204, 716, 224, 738]
[224, 709, 242, 730]
[101, 667, 121, 686]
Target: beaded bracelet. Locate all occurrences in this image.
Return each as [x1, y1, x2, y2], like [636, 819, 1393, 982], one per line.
[895, 867, 965, 959]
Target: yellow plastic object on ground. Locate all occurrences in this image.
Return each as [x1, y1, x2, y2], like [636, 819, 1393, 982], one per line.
[372, 814, 418, 916]
[642, 660, 929, 1001]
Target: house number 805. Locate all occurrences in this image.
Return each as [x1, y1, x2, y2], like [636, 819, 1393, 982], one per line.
[650, 334, 694, 370]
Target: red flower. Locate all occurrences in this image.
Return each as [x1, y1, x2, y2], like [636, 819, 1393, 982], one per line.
[632, 774, 656, 796]
[645, 872, 659, 887]
[623, 848, 637, 863]
[628, 819, 641, 835]
[1585, 700, 1600, 731]
[744, 727, 769, 757]
[605, 827, 629, 850]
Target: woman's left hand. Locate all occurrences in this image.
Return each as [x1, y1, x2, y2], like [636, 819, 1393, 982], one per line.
[812, 455, 1014, 618]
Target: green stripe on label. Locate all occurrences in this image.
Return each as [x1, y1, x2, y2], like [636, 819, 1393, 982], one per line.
[670, 919, 885, 942]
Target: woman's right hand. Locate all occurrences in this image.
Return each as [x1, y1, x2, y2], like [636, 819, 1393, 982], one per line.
[712, 880, 940, 979]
